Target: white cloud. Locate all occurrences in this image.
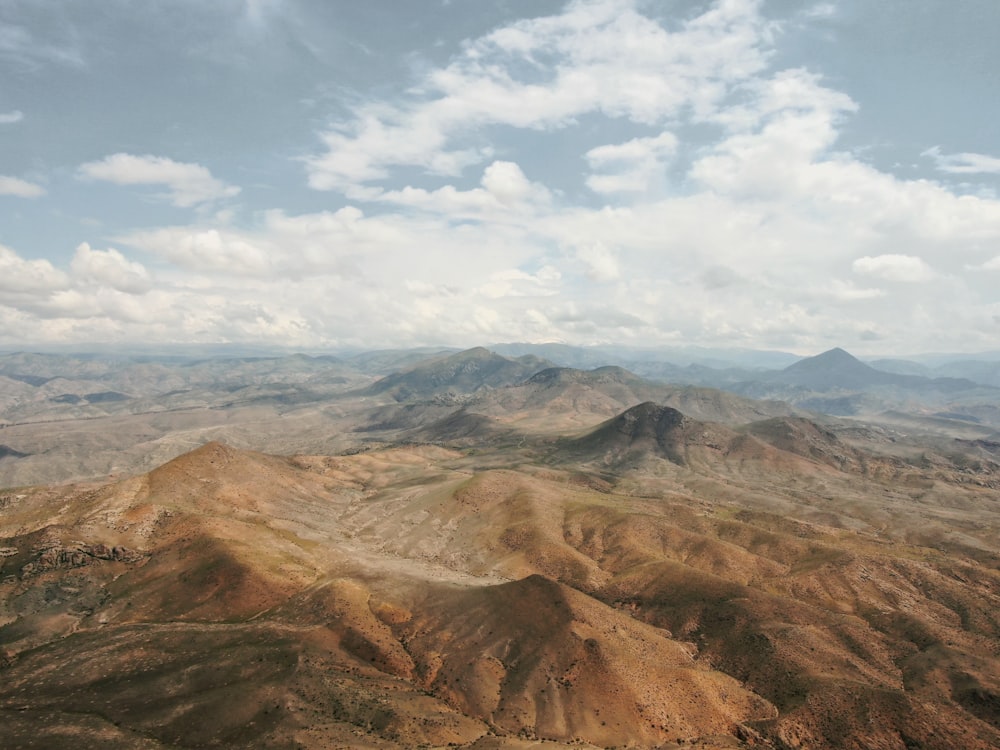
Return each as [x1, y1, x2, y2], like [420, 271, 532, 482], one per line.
[121, 227, 272, 276]
[70, 243, 152, 294]
[575, 241, 620, 282]
[374, 160, 551, 216]
[481, 161, 543, 205]
[0, 175, 45, 198]
[78, 153, 240, 207]
[925, 146, 1000, 175]
[585, 131, 678, 195]
[478, 266, 561, 299]
[802, 3, 837, 20]
[6, 1, 1000, 354]
[824, 279, 885, 301]
[691, 71, 858, 197]
[0, 110, 23, 124]
[306, 0, 771, 193]
[852, 254, 936, 283]
[0, 244, 69, 296]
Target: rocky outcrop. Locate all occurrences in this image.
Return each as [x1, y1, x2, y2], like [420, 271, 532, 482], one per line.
[19, 542, 145, 577]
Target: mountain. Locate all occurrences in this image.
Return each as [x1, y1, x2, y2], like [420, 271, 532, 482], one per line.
[743, 416, 871, 473]
[772, 347, 907, 390]
[345, 346, 459, 375]
[561, 402, 852, 484]
[929, 360, 1000, 388]
[490, 342, 802, 369]
[773, 347, 989, 394]
[3, 429, 999, 749]
[364, 347, 552, 401]
[866, 357, 931, 377]
[568, 402, 737, 467]
[466, 365, 795, 431]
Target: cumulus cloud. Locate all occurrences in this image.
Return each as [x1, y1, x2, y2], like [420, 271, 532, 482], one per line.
[78, 153, 240, 207]
[691, 69, 858, 197]
[925, 146, 1000, 175]
[0, 243, 70, 296]
[0, 175, 46, 198]
[0, 110, 24, 124]
[852, 254, 936, 283]
[121, 227, 272, 276]
[70, 243, 152, 294]
[585, 132, 678, 195]
[306, 0, 771, 193]
[375, 160, 551, 216]
[6, 0, 1000, 354]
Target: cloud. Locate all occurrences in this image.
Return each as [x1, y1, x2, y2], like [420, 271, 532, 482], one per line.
[700, 265, 744, 290]
[0, 20, 84, 70]
[0, 175, 46, 198]
[0, 110, 23, 124]
[925, 146, 1000, 175]
[70, 243, 152, 294]
[121, 227, 273, 276]
[78, 153, 240, 207]
[243, 0, 284, 28]
[802, 3, 837, 20]
[374, 160, 551, 216]
[691, 69, 858, 197]
[306, 0, 772, 193]
[6, 0, 1000, 354]
[585, 131, 678, 195]
[852, 254, 936, 283]
[548, 301, 648, 332]
[824, 280, 885, 301]
[575, 242, 620, 282]
[0, 244, 69, 297]
[478, 266, 561, 299]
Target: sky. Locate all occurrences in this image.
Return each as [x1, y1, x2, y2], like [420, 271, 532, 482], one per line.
[2, 0, 1000, 356]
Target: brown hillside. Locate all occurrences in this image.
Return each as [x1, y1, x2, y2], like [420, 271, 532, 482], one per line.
[2, 432, 999, 749]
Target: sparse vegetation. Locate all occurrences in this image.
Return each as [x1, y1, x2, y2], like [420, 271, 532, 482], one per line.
[1, 348, 1000, 748]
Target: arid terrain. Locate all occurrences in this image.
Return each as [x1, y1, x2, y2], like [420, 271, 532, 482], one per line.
[1, 347, 999, 749]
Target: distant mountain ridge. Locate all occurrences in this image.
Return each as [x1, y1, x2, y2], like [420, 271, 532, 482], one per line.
[364, 347, 553, 401]
[770, 347, 980, 391]
[772, 347, 902, 390]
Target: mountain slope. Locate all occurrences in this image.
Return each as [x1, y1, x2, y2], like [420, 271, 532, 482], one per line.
[465, 365, 795, 434]
[2, 417, 1000, 750]
[364, 347, 552, 401]
[773, 347, 907, 390]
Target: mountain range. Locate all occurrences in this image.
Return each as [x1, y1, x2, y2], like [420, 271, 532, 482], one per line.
[2, 345, 1000, 748]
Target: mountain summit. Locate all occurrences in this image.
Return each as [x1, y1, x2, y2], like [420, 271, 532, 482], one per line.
[775, 347, 902, 390]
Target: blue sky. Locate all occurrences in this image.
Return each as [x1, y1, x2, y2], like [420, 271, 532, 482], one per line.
[2, 0, 999, 354]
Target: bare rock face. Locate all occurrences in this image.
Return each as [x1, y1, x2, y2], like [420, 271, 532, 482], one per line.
[19, 542, 145, 577]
